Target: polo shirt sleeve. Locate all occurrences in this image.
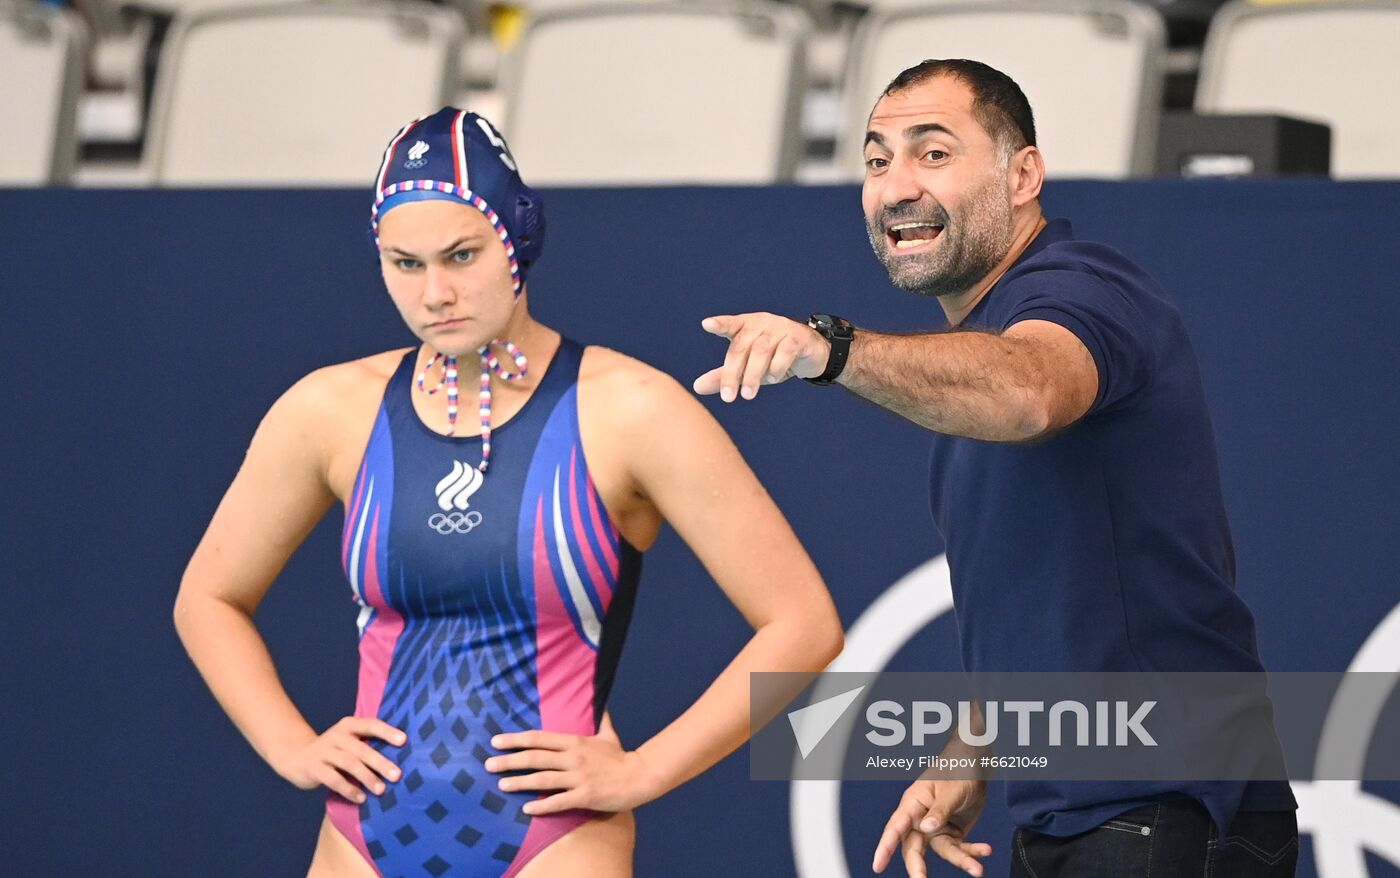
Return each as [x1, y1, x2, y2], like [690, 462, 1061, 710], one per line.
[1004, 267, 1155, 414]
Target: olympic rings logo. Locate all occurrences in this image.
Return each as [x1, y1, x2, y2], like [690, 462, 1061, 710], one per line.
[427, 511, 483, 534]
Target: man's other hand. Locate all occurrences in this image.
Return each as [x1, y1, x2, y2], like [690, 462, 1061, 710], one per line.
[872, 777, 992, 877]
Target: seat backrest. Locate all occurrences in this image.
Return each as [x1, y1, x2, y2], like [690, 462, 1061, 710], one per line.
[1196, 0, 1400, 178]
[839, 0, 1165, 180]
[0, 2, 87, 185]
[145, 1, 462, 186]
[137, 0, 289, 17]
[502, 2, 808, 185]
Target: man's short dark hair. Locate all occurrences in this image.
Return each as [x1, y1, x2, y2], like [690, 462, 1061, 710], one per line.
[881, 59, 1037, 158]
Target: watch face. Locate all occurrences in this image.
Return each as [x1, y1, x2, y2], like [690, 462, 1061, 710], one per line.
[809, 314, 854, 340]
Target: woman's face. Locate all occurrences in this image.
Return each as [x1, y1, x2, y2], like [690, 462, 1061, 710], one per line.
[376, 199, 517, 356]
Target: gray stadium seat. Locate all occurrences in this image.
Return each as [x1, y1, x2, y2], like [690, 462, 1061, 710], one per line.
[0, 1, 87, 185]
[837, 0, 1167, 180]
[1196, 0, 1400, 179]
[501, 1, 809, 185]
[144, 1, 462, 185]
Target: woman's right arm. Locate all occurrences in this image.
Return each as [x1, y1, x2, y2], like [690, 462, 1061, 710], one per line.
[173, 370, 405, 804]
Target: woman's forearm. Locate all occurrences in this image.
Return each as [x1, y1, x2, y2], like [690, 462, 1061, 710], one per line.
[632, 611, 843, 799]
[173, 593, 317, 776]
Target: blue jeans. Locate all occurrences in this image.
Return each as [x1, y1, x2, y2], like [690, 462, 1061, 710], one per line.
[1009, 799, 1298, 877]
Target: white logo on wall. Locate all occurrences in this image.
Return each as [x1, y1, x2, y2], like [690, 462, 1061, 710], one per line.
[788, 555, 1400, 878]
[789, 687, 865, 758]
[429, 461, 483, 534]
[404, 140, 430, 169]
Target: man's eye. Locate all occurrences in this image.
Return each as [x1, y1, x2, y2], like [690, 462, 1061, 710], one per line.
[925, 150, 948, 161]
[865, 157, 888, 170]
[395, 258, 421, 271]
[451, 249, 475, 263]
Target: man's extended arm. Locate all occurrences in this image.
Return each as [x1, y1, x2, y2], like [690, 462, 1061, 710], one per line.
[838, 320, 1097, 441]
[694, 313, 1099, 442]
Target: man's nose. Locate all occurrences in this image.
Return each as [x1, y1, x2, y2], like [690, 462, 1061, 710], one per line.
[881, 156, 926, 209]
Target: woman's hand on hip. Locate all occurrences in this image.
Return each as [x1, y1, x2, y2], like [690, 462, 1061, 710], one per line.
[275, 716, 406, 804]
[485, 729, 663, 815]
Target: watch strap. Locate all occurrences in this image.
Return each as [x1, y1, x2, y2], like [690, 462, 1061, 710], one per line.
[805, 314, 854, 385]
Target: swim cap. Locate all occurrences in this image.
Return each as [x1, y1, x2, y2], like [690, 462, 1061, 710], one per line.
[371, 107, 545, 294]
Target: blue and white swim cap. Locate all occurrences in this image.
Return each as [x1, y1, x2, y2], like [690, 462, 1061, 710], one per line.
[371, 107, 545, 295]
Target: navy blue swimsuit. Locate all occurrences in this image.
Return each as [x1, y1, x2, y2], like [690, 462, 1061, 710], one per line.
[328, 339, 643, 878]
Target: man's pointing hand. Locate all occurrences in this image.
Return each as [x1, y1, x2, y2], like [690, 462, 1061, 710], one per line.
[693, 313, 831, 401]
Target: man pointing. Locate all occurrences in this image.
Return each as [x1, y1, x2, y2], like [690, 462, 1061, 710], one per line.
[695, 59, 1297, 877]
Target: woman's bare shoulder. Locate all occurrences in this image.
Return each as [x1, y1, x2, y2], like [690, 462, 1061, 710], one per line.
[578, 345, 673, 390]
[295, 348, 410, 399]
[577, 345, 702, 428]
[271, 348, 413, 426]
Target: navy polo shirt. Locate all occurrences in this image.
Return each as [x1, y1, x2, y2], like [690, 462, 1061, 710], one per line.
[928, 219, 1296, 835]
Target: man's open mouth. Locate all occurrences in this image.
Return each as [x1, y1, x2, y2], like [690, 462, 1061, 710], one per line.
[887, 221, 944, 251]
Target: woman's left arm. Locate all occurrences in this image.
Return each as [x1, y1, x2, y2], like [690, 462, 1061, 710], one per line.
[486, 364, 844, 814]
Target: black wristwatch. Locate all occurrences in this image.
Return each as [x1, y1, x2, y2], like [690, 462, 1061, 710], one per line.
[804, 313, 855, 385]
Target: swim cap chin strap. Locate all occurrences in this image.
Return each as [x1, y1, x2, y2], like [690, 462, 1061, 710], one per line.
[416, 339, 530, 473]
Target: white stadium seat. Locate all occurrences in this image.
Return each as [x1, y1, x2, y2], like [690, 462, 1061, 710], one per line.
[144, 1, 462, 186]
[502, 2, 809, 185]
[838, 0, 1167, 180]
[1196, 0, 1400, 179]
[0, 2, 87, 185]
[139, 0, 289, 15]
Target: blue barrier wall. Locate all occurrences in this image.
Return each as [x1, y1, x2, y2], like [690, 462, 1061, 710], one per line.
[3, 182, 1398, 877]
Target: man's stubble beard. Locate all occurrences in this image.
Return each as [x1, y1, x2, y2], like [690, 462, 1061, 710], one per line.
[866, 174, 1015, 300]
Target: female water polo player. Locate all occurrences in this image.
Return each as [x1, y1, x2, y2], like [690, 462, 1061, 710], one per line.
[173, 107, 843, 878]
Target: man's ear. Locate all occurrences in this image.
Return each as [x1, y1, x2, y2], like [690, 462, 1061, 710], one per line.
[1010, 145, 1045, 208]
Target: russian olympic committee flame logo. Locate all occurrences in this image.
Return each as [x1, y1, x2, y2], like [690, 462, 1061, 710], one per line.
[429, 460, 484, 534]
[404, 139, 430, 170]
[789, 556, 1400, 878]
